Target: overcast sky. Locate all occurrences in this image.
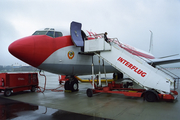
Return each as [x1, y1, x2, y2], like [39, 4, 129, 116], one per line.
[0, 0, 180, 66]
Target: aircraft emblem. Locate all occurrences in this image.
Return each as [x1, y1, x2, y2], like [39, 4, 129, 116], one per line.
[67, 51, 75, 59]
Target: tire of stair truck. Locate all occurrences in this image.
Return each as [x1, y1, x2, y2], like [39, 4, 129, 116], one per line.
[113, 73, 123, 79]
[64, 80, 70, 90]
[70, 81, 79, 92]
[124, 82, 133, 88]
[86, 88, 93, 97]
[31, 86, 36, 92]
[144, 90, 159, 102]
[118, 72, 123, 79]
[4, 89, 12, 97]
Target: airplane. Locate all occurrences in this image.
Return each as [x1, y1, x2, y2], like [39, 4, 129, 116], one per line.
[8, 21, 180, 92]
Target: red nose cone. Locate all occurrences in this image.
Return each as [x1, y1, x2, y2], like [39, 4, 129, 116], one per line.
[9, 35, 55, 67]
[9, 35, 74, 68]
[8, 36, 37, 67]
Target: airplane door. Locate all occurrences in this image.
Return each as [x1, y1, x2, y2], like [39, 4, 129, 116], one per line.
[70, 21, 84, 47]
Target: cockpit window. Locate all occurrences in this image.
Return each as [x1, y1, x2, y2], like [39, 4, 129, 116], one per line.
[55, 32, 63, 38]
[33, 31, 47, 35]
[46, 31, 54, 37]
[32, 28, 63, 38]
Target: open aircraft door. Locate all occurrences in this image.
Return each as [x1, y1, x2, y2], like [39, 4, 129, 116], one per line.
[70, 21, 86, 47]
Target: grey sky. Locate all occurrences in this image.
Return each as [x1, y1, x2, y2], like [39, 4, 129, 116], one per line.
[0, 0, 180, 66]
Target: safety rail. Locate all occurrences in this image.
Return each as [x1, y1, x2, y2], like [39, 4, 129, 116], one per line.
[108, 38, 153, 63]
[89, 34, 180, 90]
[87, 34, 179, 90]
[156, 66, 180, 89]
[93, 33, 104, 39]
[109, 38, 180, 90]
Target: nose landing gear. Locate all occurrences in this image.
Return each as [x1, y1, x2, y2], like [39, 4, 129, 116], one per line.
[64, 76, 79, 92]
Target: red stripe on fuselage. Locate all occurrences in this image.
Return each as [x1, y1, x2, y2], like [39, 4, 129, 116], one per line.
[9, 35, 74, 67]
[122, 47, 155, 59]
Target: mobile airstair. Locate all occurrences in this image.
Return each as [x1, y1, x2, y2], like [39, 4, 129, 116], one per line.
[84, 36, 179, 101]
[70, 21, 179, 102]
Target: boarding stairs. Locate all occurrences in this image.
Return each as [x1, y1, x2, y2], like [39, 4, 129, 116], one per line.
[69, 21, 178, 94]
[84, 36, 178, 94]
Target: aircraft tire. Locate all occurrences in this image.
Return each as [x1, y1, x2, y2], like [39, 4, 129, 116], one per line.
[64, 80, 70, 90]
[70, 81, 78, 92]
[86, 88, 93, 97]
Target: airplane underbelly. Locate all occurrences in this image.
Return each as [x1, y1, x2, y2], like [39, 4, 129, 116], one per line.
[38, 63, 118, 75]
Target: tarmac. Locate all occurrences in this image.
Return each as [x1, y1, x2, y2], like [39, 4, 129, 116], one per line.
[0, 72, 180, 120]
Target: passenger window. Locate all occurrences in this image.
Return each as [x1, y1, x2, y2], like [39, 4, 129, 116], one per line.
[46, 31, 54, 37]
[55, 32, 63, 38]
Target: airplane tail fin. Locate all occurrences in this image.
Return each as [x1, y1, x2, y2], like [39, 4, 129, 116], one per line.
[149, 30, 153, 54]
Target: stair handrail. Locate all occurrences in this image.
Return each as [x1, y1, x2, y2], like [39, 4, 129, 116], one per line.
[156, 66, 180, 89]
[86, 34, 179, 89]
[108, 38, 153, 63]
[108, 38, 179, 89]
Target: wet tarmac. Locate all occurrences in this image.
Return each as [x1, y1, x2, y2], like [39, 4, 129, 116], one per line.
[0, 72, 180, 120]
[0, 96, 110, 120]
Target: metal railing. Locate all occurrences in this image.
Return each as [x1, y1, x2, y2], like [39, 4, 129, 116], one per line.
[109, 38, 180, 90]
[87, 33, 180, 89]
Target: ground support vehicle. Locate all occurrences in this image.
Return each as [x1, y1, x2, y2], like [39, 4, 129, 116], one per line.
[83, 35, 179, 102]
[86, 81, 178, 102]
[0, 73, 39, 96]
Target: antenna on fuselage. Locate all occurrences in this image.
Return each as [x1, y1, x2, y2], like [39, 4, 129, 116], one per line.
[149, 30, 153, 54]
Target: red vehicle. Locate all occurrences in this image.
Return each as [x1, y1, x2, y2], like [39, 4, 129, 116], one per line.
[0, 73, 39, 97]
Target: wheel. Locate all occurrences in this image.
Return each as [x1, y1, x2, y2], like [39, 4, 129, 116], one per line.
[64, 80, 70, 90]
[113, 73, 123, 79]
[118, 73, 123, 79]
[70, 81, 79, 92]
[86, 88, 93, 97]
[123, 82, 133, 88]
[145, 91, 157, 102]
[4, 90, 12, 97]
[31, 86, 36, 92]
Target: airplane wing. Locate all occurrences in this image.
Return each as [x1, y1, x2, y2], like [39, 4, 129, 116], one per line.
[149, 58, 180, 66]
